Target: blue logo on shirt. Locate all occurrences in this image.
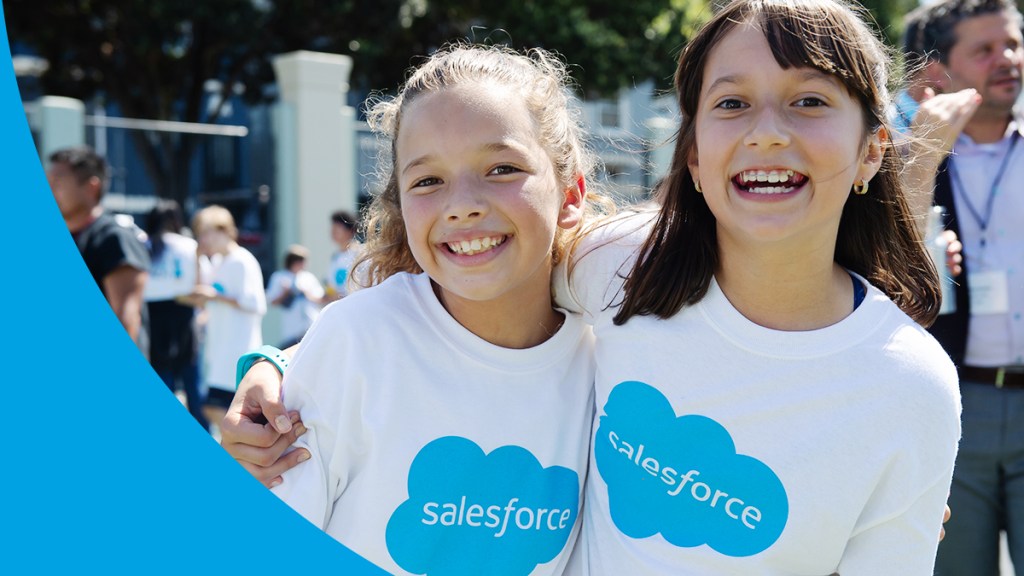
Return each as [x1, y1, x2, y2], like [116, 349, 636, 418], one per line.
[335, 268, 348, 287]
[596, 381, 788, 557]
[386, 436, 579, 576]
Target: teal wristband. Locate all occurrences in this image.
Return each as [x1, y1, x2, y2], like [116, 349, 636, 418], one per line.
[235, 345, 290, 390]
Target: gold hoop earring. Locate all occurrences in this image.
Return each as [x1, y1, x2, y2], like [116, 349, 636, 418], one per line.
[694, 180, 703, 194]
[852, 179, 869, 195]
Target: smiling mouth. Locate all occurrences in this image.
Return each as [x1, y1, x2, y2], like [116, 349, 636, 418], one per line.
[733, 169, 808, 194]
[445, 235, 507, 256]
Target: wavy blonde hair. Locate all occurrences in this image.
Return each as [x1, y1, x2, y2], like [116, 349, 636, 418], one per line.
[355, 43, 611, 288]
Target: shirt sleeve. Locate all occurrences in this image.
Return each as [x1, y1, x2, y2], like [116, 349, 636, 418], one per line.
[300, 271, 325, 300]
[836, 472, 952, 575]
[223, 253, 266, 315]
[271, 304, 364, 528]
[265, 271, 286, 302]
[837, 355, 960, 575]
[95, 222, 150, 279]
[179, 245, 198, 290]
[270, 388, 336, 529]
[554, 212, 653, 322]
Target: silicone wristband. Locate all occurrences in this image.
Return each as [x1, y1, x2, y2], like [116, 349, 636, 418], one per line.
[235, 345, 290, 389]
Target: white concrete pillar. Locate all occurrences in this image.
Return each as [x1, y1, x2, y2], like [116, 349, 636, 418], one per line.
[27, 96, 85, 163]
[272, 51, 356, 282]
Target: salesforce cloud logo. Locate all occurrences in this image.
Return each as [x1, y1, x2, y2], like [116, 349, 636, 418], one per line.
[386, 436, 579, 576]
[595, 381, 788, 557]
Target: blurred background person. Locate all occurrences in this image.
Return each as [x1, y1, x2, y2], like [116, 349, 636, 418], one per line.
[266, 244, 324, 348]
[47, 145, 150, 357]
[189, 206, 265, 434]
[324, 210, 362, 302]
[143, 199, 208, 431]
[903, 1, 1024, 574]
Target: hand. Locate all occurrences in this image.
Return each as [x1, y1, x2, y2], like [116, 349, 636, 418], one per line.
[220, 359, 309, 488]
[902, 89, 981, 239]
[186, 284, 219, 306]
[943, 230, 963, 277]
[911, 88, 981, 155]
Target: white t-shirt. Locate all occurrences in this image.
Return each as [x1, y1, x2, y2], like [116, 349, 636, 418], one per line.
[204, 245, 266, 391]
[266, 269, 324, 343]
[327, 245, 362, 297]
[559, 213, 961, 575]
[144, 232, 197, 302]
[273, 272, 595, 576]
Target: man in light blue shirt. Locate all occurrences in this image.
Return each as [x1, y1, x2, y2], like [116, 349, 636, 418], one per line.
[904, 1, 1024, 574]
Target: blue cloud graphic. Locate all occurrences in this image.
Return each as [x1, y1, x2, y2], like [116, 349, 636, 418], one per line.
[595, 381, 788, 557]
[386, 436, 580, 576]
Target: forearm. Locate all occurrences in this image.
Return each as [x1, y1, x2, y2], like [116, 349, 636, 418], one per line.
[103, 268, 147, 341]
[111, 296, 143, 340]
[215, 291, 262, 313]
[900, 88, 979, 237]
[213, 292, 242, 309]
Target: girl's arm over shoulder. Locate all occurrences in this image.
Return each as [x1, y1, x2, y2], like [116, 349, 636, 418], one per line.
[554, 211, 656, 319]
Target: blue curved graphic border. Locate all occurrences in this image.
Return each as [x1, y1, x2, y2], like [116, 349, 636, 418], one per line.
[1, 11, 389, 575]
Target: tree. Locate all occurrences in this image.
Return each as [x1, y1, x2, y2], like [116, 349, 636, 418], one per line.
[857, 0, 920, 44]
[5, 0, 709, 206]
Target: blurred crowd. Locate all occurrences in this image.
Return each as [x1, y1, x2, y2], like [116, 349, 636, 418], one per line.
[47, 145, 360, 435]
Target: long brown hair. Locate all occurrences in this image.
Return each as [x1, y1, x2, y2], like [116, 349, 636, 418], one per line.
[614, 0, 941, 327]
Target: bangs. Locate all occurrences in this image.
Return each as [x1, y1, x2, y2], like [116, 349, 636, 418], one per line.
[758, 2, 875, 105]
[676, 0, 887, 128]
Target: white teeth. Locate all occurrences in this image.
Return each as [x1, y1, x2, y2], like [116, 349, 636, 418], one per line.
[740, 169, 796, 185]
[748, 186, 790, 194]
[447, 235, 506, 255]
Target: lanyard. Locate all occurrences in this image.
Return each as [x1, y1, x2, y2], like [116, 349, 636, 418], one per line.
[948, 130, 1020, 248]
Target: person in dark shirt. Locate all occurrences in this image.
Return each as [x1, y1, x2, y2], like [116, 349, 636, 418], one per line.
[48, 146, 150, 356]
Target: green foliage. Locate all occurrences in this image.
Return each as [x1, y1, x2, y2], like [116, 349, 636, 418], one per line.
[855, 0, 919, 44]
[5, 0, 930, 202]
[5, 0, 711, 201]
[6, 0, 712, 107]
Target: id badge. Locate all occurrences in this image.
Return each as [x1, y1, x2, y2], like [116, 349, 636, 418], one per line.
[968, 270, 1010, 315]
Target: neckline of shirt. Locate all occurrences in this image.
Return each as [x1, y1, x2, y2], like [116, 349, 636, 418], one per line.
[955, 116, 1023, 153]
[409, 272, 586, 372]
[696, 272, 892, 359]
